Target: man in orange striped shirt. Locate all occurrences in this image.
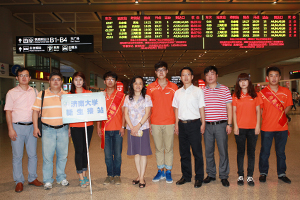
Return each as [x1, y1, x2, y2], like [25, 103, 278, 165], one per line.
[32, 72, 69, 190]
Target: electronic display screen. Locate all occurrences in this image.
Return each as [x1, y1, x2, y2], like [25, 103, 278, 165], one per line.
[102, 15, 298, 50]
[16, 35, 94, 54]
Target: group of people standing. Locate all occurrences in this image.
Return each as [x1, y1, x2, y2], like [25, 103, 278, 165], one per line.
[5, 62, 292, 192]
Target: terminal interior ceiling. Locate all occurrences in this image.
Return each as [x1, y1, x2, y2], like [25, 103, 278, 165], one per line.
[1, 0, 300, 82]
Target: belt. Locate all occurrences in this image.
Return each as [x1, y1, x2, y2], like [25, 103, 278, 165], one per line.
[179, 119, 199, 124]
[206, 120, 227, 125]
[42, 123, 68, 129]
[14, 122, 33, 126]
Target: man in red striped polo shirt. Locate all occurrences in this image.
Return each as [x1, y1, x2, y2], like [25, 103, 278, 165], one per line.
[202, 66, 232, 187]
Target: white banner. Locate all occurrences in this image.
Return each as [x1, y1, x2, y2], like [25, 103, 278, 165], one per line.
[61, 92, 107, 124]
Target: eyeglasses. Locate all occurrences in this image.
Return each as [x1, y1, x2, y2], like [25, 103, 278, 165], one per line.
[18, 74, 29, 78]
[105, 78, 115, 81]
[50, 78, 61, 81]
[156, 68, 166, 72]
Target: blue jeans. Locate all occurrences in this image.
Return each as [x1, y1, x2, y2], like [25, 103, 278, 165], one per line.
[104, 130, 123, 177]
[259, 130, 288, 176]
[11, 123, 37, 184]
[41, 124, 69, 183]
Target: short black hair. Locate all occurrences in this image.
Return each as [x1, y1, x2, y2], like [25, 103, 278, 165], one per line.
[154, 61, 168, 71]
[16, 67, 30, 77]
[180, 67, 193, 76]
[103, 71, 118, 81]
[204, 66, 218, 75]
[49, 71, 63, 80]
[266, 66, 281, 76]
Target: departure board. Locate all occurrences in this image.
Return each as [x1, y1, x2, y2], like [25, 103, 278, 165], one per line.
[102, 15, 298, 50]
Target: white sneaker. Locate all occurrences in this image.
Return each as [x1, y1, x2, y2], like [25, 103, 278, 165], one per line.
[57, 179, 69, 186]
[237, 176, 244, 186]
[44, 182, 52, 190]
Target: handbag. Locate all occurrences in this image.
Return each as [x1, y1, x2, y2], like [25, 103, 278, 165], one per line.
[38, 90, 45, 138]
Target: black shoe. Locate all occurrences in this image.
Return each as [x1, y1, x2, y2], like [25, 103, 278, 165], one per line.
[203, 176, 216, 184]
[176, 177, 191, 185]
[259, 175, 267, 182]
[194, 180, 202, 188]
[237, 176, 244, 186]
[278, 176, 291, 184]
[221, 179, 230, 187]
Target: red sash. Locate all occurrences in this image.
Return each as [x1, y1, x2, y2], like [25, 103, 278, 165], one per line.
[260, 86, 288, 128]
[101, 90, 125, 149]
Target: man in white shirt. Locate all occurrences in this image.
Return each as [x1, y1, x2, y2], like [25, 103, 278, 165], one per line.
[172, 67, 206, 188]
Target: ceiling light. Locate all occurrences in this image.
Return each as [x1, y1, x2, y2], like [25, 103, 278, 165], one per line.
[124, 75, 126, 76]
[205, 51, 207, 53]
[135, 0, 138, 4]
[273, 0, 278, 4]
[245, 51, 248, 53]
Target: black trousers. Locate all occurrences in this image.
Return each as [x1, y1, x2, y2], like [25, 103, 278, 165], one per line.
[235, 128, 258, 177]
[178, 120, 204, 181]
[70, 125, 93, 173]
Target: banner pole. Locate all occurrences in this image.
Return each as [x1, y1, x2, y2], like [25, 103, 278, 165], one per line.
[85, 121, 92, 194]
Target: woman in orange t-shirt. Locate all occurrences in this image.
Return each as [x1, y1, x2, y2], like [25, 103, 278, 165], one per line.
[68, 72, 94, 188]
[232, 73, 261, 187]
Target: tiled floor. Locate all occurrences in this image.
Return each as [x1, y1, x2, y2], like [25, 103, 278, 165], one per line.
[0, 109, 299, 200]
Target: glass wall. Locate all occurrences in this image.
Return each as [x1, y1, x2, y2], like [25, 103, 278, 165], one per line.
[26, 54, 51, 73]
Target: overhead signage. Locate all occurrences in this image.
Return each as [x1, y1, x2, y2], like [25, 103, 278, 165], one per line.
[143, 76, 155, 87]
[16, 35, 94, 54]
[102, 15, 298, 50]
[170, 76, 181, 84]
[289, 70, 300, 79]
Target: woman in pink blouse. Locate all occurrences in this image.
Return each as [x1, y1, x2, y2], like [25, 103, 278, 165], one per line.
[123, 76, 152, 188]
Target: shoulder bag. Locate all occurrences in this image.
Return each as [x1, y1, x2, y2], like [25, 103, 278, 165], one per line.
[38, 90, 45, 138]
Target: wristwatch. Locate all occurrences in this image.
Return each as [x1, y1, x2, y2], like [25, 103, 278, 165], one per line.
[227, 124, 233, 127]
[122, 126, 126, 129]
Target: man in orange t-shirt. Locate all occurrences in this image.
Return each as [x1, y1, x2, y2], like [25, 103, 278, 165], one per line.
[96, 71, 125, 185]
[258, 67, 293, 184]
[146, 61, 178, 183]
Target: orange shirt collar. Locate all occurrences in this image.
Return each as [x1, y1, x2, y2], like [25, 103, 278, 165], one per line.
[47, 88, 64, 94]
[75, 88, 89, 93]
[267, 85, 283, 94]
[105, 88, 118, 99]
[154, 78, 170, 88]
[240, 92, 250, 98]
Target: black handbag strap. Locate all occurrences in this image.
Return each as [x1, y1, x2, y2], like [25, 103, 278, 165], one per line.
[40, 90, 45, 116]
